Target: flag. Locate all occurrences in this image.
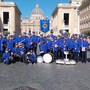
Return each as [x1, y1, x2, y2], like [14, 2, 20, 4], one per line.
[40, 19, 50, 33]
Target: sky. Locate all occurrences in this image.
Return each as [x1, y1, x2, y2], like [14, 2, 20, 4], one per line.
[5, 0, 70, 18]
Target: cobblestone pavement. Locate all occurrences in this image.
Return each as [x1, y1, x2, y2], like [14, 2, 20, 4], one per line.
[0, 62, 90, 90]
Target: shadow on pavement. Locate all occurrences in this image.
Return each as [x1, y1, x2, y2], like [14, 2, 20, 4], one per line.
[12, 86, 37, 90]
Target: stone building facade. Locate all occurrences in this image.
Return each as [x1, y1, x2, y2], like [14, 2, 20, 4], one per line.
[21, 4, 53, 35]
[52, 0, 83, 35]
[0, 0, 21, 34]
[21, 4, 44, 35]
[79, 0, 90, 32]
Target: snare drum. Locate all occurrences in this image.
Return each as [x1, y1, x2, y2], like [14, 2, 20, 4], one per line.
[37, 56, 43, 63]
[43, 53, 53, 63]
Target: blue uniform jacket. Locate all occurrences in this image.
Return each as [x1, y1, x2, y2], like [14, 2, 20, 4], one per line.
[21, 36, 28, 46]
[18, 47, 26, 56]
[66, 38, 74, 49]
[26, 37, 33, 49]
[80, 40, 89, 51]
[46, 39, 52, 50]
[40, 42, 47, 53]
[17, 36, 25, 45]
[26, 54, 37, 61]
[30, 35, 38, 44]
[13, 35, 19, 44]
[1, 37, 8, 51]
[0, 38, 2, 51]
[50, 35, 57, 41]
[60, 41, 68, 52]
[6, 39, 15, 51]
[52, 41, 58, 52]
[72, 40, 80, 52]
[2, 52, 10, 60]
[12, 47, 19, 55]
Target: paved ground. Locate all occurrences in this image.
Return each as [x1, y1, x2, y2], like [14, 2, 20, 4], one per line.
[0, 61, 90, 90]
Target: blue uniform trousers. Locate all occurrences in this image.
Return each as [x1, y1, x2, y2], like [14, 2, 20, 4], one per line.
[73, 52, 79, 62]
[81, 51, 87, 63]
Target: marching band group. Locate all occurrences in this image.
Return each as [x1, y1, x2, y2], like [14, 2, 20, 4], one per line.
[0, 30, 89, 65]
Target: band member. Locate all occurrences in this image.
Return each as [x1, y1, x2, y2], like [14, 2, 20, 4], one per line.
[25, 51, 37, 65]
[46, 35, 52, 53]
[37, 34, 44, 43]
[57, 35, 62, 59]
[18, 43, 26, 62]
[52, 37, 58, 61]
[13, 31, 18, 44]
[30, 31, 38, 55]
[80, 36, 89, 63]
[6, 35, 15, 52]
[39, 39, 47, 56]
[60, 39, 68, 60]
[66, 35, 74, 60]
[1, 34, 8, 53]
[0, 34, 3, 62]
[50, 30, 56, 41]
[37, 34, 45, 56]
[26, 33, 33, 52]
[2, 49, 14, 65]
[12, 43, 20, 61]
[22, 32, 28, 44]
[78, 35, 83, 61]
[0, 34, 2, 52]
[72, 39, 80, 63]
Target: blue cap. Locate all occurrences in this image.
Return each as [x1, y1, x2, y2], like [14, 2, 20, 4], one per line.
[79, 34, 84, 38]
[23, 32, 26, 34]
[40, 34, 43, 36]
[15, 43, 18, 45]
[50, 30, 53, 33]
[9, 35, 13, 37]
[54, 37, 57, 40]
[30, 50, 33, 53]
[28, 32, 31, 35]
[19, 33, 22, 35]
[63, 38, 66, 41]
[21, 43, 25, 46]
[32, 31, 35, 33]
[5, 48, 9, 51]
[47, 35, 50, 38]
[83, 36, 87, 38]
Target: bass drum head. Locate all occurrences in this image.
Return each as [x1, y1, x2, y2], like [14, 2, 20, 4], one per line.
[37, 56, 43, 63]
[43, 53, 52, 63]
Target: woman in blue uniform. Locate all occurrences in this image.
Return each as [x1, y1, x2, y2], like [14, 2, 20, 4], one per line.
[80, 36, 89, 63]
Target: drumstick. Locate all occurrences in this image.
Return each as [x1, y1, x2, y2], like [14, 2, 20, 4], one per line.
[18, 39, 25, 45]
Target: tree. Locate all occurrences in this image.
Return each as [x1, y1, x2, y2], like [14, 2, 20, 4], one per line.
[83, 30, 90, 36]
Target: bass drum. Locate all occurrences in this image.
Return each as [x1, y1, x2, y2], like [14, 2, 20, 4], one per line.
[43, 53, 53, 63]
[37, 56, 43, 63]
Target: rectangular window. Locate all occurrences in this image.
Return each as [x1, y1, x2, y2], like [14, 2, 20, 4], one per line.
[64, 13, 69, 25]
[65, 29, 69, 32]
[3, 29, 8, 32]
[3, 12, 9, 24]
